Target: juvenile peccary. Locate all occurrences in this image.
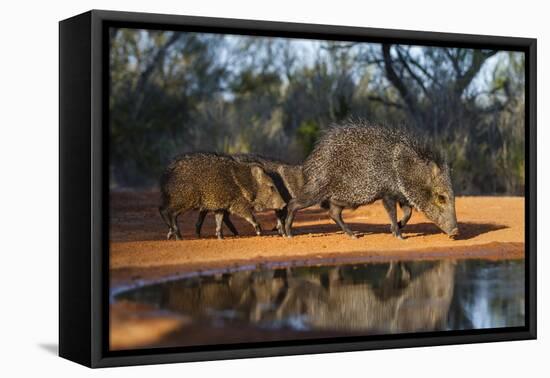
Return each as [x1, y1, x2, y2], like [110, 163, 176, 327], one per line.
[159, 153, 286, 240]
[195, 154, 306, 237]
[285, 122, 459, 239]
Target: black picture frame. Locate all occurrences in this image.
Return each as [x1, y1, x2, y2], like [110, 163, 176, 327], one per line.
[59, 9, 537, 368]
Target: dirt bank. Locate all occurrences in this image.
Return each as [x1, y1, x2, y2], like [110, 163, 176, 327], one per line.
[109, 192, 524, 288]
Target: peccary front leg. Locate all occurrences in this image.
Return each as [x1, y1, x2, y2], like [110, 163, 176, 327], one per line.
[397, 203, 412, 229]
[195, 210, 208, 237]
[232, 207, 262, 236]
[328, 202, 357, 239]
[222, 212, 239, 236]
[382, 197, 404, 239]
[275, 208, 287, 236]
[247, 215, 262, 236]
[214, 211, 225, 239]
[249, 216, 262, 236]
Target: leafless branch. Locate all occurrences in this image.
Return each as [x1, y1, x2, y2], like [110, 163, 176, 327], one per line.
[367, 95, 406, 110]
[382, 44, 418, 115]
[454, 49, 498, 95]
[395, 46, 432, 101]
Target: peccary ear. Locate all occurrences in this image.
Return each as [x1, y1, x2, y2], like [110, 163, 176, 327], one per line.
[430, 161, 441, 177]
[394, 146, 433, 210]
[250, 165, 266, 184]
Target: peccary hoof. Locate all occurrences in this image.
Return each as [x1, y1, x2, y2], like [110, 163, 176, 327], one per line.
[167, 230, 182, 240]
[392, 231, 405, 240]
[391, 230, 403, 240]
[349, 233, 358, 240]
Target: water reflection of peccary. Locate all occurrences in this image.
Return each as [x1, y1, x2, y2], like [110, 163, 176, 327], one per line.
[275, 261, 456, 332]
[159, 153, 285, 239]
[195, 154, 307, 236]
[156, 261, 456, 334]
[162, 270, 288, 323]
[285, 122, 459, 238]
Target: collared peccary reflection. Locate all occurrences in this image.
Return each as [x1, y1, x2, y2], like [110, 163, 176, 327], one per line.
[271, 261, 456, 332]
[285, 122, 459, 239]
[146, 261, 455, 333]
[195, 154, 306, 237]
[159, 153, 286, 240]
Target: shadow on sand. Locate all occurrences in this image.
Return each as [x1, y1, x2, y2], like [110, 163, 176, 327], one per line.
[111, 201, 508, 242]
[290, 208, 507, 241]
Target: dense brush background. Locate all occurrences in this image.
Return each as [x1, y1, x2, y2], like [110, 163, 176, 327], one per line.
[109, 29, 525, 195]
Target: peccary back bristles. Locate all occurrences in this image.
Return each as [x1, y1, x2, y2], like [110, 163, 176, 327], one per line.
[302, 121, 443, 207]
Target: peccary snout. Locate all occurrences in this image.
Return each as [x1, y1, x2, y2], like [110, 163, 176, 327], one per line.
[405, 160, 458, 238]
[249, 165, 286, 211]
[434, 209, 459, 238]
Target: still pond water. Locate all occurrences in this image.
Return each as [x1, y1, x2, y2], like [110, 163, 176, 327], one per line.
[115, 259, 525, 343]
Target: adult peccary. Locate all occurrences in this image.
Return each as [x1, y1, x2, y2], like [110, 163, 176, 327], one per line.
[159, 152, 286, 240]
[285, 122, 459, 239]
[195, 154, 307, 237]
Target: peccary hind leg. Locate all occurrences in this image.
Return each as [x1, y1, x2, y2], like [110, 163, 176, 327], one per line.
[195, 210, 208, 237]
[284, 197, 318, 237]
[169, 211, 183, 240]
[159, 206, 171, 233]
[195, 210, 239, 238]
[328, 202, 357, 239]
[160, 206, 183, 240]
[382, 197, 403, 239]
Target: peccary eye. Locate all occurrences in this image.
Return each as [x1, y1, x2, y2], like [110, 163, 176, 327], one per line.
[437, 194, 447, 204]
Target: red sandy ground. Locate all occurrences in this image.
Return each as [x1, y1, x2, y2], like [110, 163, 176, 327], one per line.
[110, 192, 524, 287]
[109, 192, 524, 350]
